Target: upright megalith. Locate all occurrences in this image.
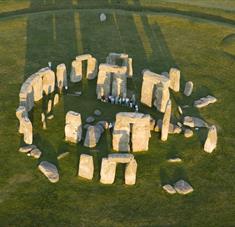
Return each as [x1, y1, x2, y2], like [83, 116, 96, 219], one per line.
[22, 117, 33, 145]
[204, 125, 217, 153]
[96, 64, 127, 99]
[112, 112, 151, 152]
[78, 154, 94, 180]
[106, 52, 133, 78]
[100, 158, 117, 184]
[184, 81, 193, 96]
[56, 64, 67, 93]
[168, 68, 180, 92]
[84, 124, 104, 148]
[161, 99, 172, 141]
[141, 70, 170, 112]
[16, 106, 27, 133]
[65, 111, 82, 143]
[125, 159, 137, 185]
[39, 67, 55, 95]
[70, 54, 97, 82]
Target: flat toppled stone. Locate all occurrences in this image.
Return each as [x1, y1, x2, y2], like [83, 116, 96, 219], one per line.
[168, 158, 182, 163]
[184, 81, 193, 96]
[94, 109, 102, 116]
[38, 161, 59, 183]
[108, 153, 134, 163]
[47, 114, 54, 120]
[163, 184, 176, 194]
[86, 116, 95, 123]
[184, 129, 194, 138]
[78, 154, 94, 180]
[183, 116, 208, 128]
[57, 152, 69, 160]
[204, 125, 217, 153]
[19, 144, 36, 153]
[30, 148, 42, 159]
[194, 95, 217, 108]
[174, 180, 193, 195]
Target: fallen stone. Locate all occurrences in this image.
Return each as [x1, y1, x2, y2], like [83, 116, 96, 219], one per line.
[30, 148, 42, 159]
[184, 129, 193, 138]
[125, 159, 137, 185]
[41, 113, 47, 129]
[204, 125, 217, 153]
[74, 91, 82, 96]
[174, 180, 193, 195]
[57, 152, 69, 160]
[86, 116, 95, 123]
[178, 106, 183, 115]
[94, 109, 102, 116]
[100, 13, 106, 22]
[97, 121, 109, 129]
[38, 161, 59, 183]
[163, 184, 176, 194]
[183, 116, 208, 128]
[78, 154, 94, 180]
[177, 122, 183, 127]
[47, 114, 54, 120]
[182, 105, 190, 108]
[184, 81, 193, 96]
[168, 158, 182, 163]
[194, 95, 217, 108]
[108, 153, 134, 163]
[19, 144, 37, 153]
[169, 68, 180, 92]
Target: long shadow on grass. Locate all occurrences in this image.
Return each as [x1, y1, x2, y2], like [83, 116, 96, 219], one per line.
[24, 0, 78, 168]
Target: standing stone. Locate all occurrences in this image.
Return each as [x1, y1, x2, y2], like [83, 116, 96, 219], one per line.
[183, 116, 208, 128]
[22, 117, 33, 145]
[169, 68, 180, 92]
[16, 106, 27, 133]
[53, 94, 59, 106]
[100, 13, 107, 22]
[31, 73, 43, 101]
[161, 100, 171, 141]
[100, 158, 117, 184]
[127, 58, 133, 78]
[204, 125, 217, 153]
[47, 100, 52, 113]
[56, 63, 67, 93]
[70, 60, 82, 83]
[87, 57, 97, 79]
[41, 113, 47, 129]
[125, 159, 137, 185]
[41, 68, 55, 95]
[65, 111, 82, 143]
[38, 161, 59, 183]
[184, 81, 193, 96]
[78, 154, 94, 180]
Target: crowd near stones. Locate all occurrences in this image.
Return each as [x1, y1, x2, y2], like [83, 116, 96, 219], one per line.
[16, 51, 218, 195]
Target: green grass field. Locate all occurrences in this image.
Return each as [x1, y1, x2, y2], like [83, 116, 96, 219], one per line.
[0, 1, 234, 226]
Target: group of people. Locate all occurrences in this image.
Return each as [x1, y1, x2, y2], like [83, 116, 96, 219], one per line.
[100, 94, 139, 112]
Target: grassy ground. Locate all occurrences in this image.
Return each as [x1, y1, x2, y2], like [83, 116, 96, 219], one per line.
[0, 1, 234, 226]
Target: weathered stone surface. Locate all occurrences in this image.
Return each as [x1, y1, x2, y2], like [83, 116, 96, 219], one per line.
[78, 154, 94, 180]
[125, 159, 137, 185]
[65, 111, 82, 143]
[19, 144, 36, 153]
[84, 125, 103, 148]
[47, 100, 52, 113]
[169, 68, 180, 92]
[22, 117, 33, 145]
[100, 158, 117, 184]
[57, 152, 69, 160]
[16, 106, 28, 133]
[108, 153, 134, 163]
[154, 119, 162, 132]
[86, 116, 95, 123]
[161, 100, 172, 141]
[56, 63, 67, 92]
[174, 180, 193, 195]
[54, 94, 59, 106]
[153, 83, 170, 113]
[141, 70, 170, 107]
[183, 116, 208, 128]
[184, 81, 193, 96]
[87, 57, 98, 80]
[38, 161, 59, 183]
[204, 125, 217, 153]
[150, 117, 156, 131]
[184, 129, 193, 138]
[94, 109, 101, 116]
[40, 68, 55, 95]
[169, 124, 182, 134]
[41, 113, 47, 129]
[30, 148, 42, 159]
[194, 95, 217, 108]
[163, 184, 176, 194]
